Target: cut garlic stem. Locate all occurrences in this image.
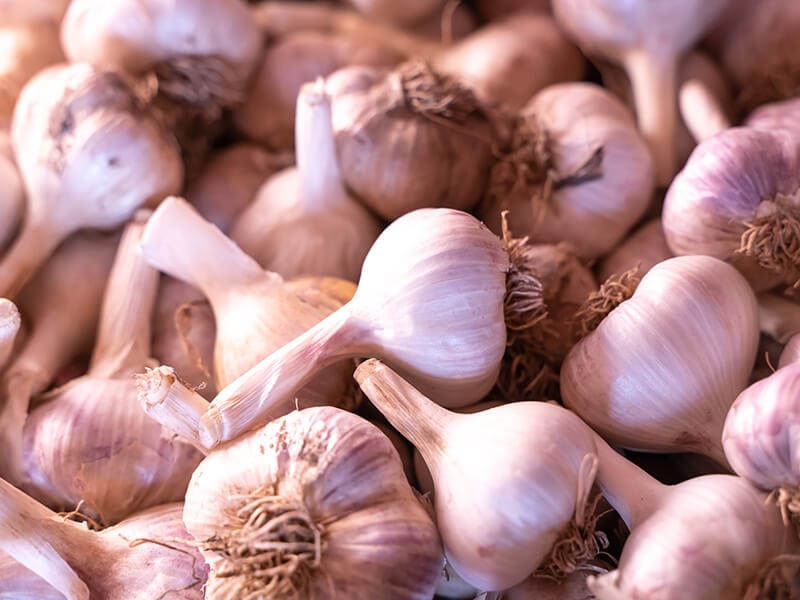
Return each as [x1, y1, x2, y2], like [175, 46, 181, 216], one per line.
[679, 75, 731, 143]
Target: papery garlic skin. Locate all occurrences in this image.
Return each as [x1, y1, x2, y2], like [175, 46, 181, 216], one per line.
[663, 127, 799, 291]
[482, 82, 654, 259]
[0, 551, 64, 600]
[590, 475, 793, 600]
[327, 62, 495, 220]
[597, 218, 672, 282]
[781, 334, 800, 368]
[184, 406, 442, 599]
[561, 255, 759, 462]
[723, 363, 800, 493]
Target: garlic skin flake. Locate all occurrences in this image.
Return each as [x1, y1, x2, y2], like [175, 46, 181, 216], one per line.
[561, 255, 759, 463]
[183, 405, 442, 599]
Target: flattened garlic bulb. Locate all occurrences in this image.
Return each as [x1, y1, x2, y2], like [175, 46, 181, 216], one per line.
[183, 405, 442, 599]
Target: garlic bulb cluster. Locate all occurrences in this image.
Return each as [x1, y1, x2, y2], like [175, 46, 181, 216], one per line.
[597, 218, 672, 282]
[723, 363, 800, 524]
[591, 436, 798, 600]
[234, 29, 401, 151]
[561, 255, 759, 464]
[0, 232, 117, 484]
[21, 215, 203, 525]
[1, 62, 182, 299]
[327, 60, 495, 220]
[552, 0, 729, 185]
[183, 405, 442, 599]
[481, 82, 654, 259]
[663, 127, 800, 291]
[198, 207, 510, 446]
[231, 79, 382, 281]
[357, 359, 602, 591]
[140, 196, 354, 404]
[0, 477, 207, 599]
[0, 298, 20, 369]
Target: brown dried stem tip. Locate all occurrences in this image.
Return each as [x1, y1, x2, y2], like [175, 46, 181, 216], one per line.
[767, 485, 800, 534]
[398, 60, 487, 123]
[573, 267, 641, 339]
[203, 486, 324, 600]
[743, 553, 800, 600]
[737, 195, 800, 288]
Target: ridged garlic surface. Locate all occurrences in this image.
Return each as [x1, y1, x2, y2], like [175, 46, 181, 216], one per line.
[183, 406, 442, 599]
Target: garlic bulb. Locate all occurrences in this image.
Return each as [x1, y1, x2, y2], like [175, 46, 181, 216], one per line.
[327, 61, 495, 220]
[140, 197, 353, 407]
[0, 298, 20, 370]
[150, 276, 217, 400]
[782, 334, 800, 368]
[590, 435, 798, 600]
[22, 215, 203, 525]
[663, 127, 800, 290]
[61, 0, 261, 112]
[0, 21, 63, 129]
[186, 143, 292, 234]
[231, 79, 382, 281]
[745, 96, 800, 139]
[0, 232, 117, 484]
[0, 151, 24, 254]
[199, 207, 510, 446]
[183, 405, 442, 599]
[481, 82, 654, 259]
[723, 363, 800, 524]
[561, 255, 759, 464]
[597, 218, 672, 282]
[0, 478, 207, 600]
[356, 359, 602, 590]
[552, 0, 729, 185]
[1, 62, 182, 299]
[234, 29, 401, 151]
[432, 14, 585, 111]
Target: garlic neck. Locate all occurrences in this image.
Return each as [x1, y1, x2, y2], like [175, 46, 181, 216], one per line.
[90, 216, 157, 379]
[296, 79, 352, 213]
[592, 433, 665, 529]
[354, 359, 451, 457]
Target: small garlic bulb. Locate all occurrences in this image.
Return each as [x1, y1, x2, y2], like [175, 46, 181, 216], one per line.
[231, 79, 382, 281]
[597, 218, 672, 282]
[357, 359, 602, 591]
[782, 334, 800, 367]
[663, 127, 800, 291]
[327, 61, 495, 220]
[183, 405, 443, 599]
[723, 363, 800, 523]
[481, 82, 654, 259]
[1, 62, 182, 299]
[561, 255, 759, 464]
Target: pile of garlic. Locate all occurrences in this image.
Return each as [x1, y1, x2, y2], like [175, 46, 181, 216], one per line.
[1, 1, 800, 599]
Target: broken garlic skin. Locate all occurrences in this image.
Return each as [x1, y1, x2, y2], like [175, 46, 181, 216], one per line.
[184, 406, 442, 599]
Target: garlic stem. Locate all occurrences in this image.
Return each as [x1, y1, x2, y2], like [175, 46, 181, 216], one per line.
[136, 366, 209, 452]
[139, 196, 267, 306]
[0, 216, 63, 300]
[199, 307, 360, 446]
[592, 435, 664, 529]
[0, 477, 91, 600]
[89, 213, 157, 379]
[679, 76, 731, 143]
[758, 293, 800, 344]
[296, 79, 350, 212]
[0, 298, 20, 369]
[354, 358, 451, 454]
[625, 49, 677, 186]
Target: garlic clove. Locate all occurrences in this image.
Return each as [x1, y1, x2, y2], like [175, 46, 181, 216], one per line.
[663, 127, 800, 291]
[0, 297, 20, 369]
[561, 255, 759, 463]
[327, 61, 496, 220]
[596, 218, 672, 283]
[183, 405, 443, 599]
[481, 82, 654, 260]
[356, 359, 602, 591]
